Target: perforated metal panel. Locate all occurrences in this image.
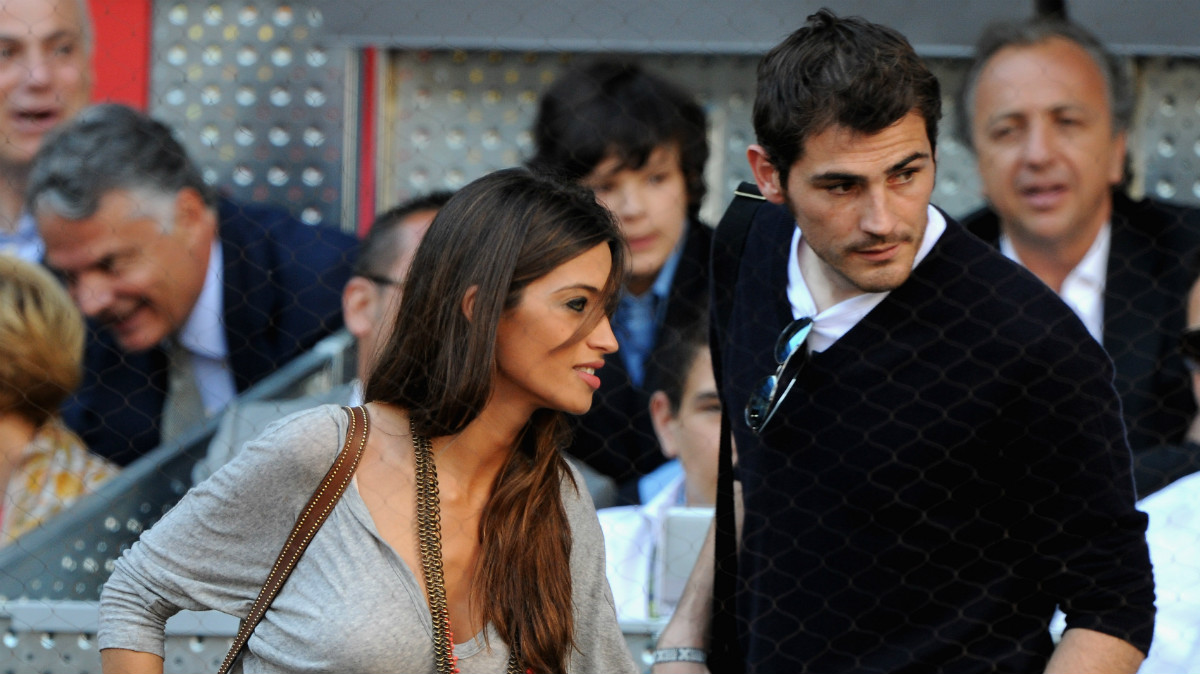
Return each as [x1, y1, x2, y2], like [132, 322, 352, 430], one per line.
[0, 602, 236, 674]
[1134, 58, 1200, 207]
[148, 1, 348, 230]
[380, 51, 986, 221]
[927, 60, 986, 218]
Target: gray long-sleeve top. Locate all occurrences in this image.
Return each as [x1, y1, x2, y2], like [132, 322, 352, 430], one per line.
[99, 405, 638, 673]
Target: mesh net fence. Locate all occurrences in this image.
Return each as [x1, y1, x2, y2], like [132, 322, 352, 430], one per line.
[0, 2, 1198, 672]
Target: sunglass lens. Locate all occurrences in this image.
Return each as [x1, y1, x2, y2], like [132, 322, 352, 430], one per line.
[744, 371, 782, 429]
[745, 373, 778, 431]
[774, 317, 815, 364]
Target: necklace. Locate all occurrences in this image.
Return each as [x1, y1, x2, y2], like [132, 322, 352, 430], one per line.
[412, 423, 524, 674]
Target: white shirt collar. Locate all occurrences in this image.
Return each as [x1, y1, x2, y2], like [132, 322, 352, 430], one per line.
[178, 240, 228, 360]
[999, 222, 1109, 344]
[787, 204, 947, 353]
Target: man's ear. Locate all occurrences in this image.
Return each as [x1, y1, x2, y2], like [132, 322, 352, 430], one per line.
[1108, 129, 1128, 186]
[461, 285, 479, 322]
[747, 144, 787, 205]
[173, 187, 216, 244]
[342, 277, 378, 340]
[650, 390, 679, 459]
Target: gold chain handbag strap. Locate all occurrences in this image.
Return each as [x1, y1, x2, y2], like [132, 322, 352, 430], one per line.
[412, 424, 524, 674]
[218, 405, 370, 674]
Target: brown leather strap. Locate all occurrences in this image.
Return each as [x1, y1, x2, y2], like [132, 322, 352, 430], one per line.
[218, 405, 370, 674]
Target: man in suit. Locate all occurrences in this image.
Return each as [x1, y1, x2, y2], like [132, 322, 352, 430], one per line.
[529, 59, 711, 505]
[0, 0, 92, 261]
[957, 17, 1200, 495]
[30, 103, 357, 465]
[194, 193, 448, 481]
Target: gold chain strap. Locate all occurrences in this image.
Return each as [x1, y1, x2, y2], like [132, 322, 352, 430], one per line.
[412, 423, 524, 674]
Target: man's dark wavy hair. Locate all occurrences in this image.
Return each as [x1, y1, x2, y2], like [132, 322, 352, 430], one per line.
[753, 8, 942, 183]
[528, 59, 709, 220]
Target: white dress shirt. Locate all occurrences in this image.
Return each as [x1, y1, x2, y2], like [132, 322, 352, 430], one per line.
[177, 241, 236, 415]
[1134, 472, 1200, 673]
[1000, 223, 1110, 344]
[597, 472, 692, 622]
[787, 204, 948, 353]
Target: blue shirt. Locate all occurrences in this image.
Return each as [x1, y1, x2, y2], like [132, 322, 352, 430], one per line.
[613, 227, 687, 387]
[638, 458, 685, 505]
[0, 212, 43, 262]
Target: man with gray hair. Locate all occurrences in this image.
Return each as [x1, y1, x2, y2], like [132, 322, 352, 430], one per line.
[0, 0, 92, 261]
[957, 17, 1200, 496]
[30, 103, 357, 465]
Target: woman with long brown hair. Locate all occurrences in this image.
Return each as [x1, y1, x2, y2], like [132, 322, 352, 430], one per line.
[98, 169, 640, 673]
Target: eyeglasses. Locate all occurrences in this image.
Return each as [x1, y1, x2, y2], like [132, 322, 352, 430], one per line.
[362, 273, 403, 289]
[1180, 327, 1200, 372]
[745, 316, 814, 434]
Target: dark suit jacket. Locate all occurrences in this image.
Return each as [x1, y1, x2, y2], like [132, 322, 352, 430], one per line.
[565, 219, 712, 504]
[63, 198, 357, 465]
[963, 191, 1200, 493]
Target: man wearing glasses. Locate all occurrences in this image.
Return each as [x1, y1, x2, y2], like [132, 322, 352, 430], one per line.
[652, 9, 1154, 674]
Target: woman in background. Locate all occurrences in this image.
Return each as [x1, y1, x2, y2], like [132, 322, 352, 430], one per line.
[0, 255, 116, 545]
[99, 169, 640, 674]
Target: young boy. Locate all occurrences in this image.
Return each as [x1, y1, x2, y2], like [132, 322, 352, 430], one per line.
[597, 318, 720, 621]
[529, 59, 711, 504]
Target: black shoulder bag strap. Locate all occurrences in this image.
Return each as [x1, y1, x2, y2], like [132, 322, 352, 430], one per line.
[707, 182, 766, 674]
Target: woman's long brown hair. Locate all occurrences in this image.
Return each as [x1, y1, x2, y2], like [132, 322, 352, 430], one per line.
[365, 168, 627, 672]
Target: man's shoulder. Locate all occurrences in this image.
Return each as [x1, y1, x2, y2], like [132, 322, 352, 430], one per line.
[668, 218, 714, 292]
[214, 198, 355, 367]
[1113, 191, 1200, 245]
[956, 204, 1002, 245]
[923, 209, 1016, 284]
[919, 216, 1085, 334]
[216, 197, 357, 278]
[733, 199, 794, 259]
[1116, 190, 1200, 219]
[683, 217, 714, 264]
[216, 197, 357, 254]
[79, 321, 154, 371]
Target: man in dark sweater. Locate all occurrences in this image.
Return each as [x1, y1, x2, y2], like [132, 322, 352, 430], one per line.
[652, 9, 1154, 674]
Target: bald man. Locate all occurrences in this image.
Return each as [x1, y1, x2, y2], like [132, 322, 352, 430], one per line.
[0, 0, 92, 260]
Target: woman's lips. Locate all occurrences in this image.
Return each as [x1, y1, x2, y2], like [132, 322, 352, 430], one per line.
[574, 362, 604, 390]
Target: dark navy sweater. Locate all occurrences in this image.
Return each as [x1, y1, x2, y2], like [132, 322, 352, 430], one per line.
[718, 206, 1155, 672]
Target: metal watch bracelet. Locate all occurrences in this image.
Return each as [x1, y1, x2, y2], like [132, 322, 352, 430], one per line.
[652, 647, 707, 664]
